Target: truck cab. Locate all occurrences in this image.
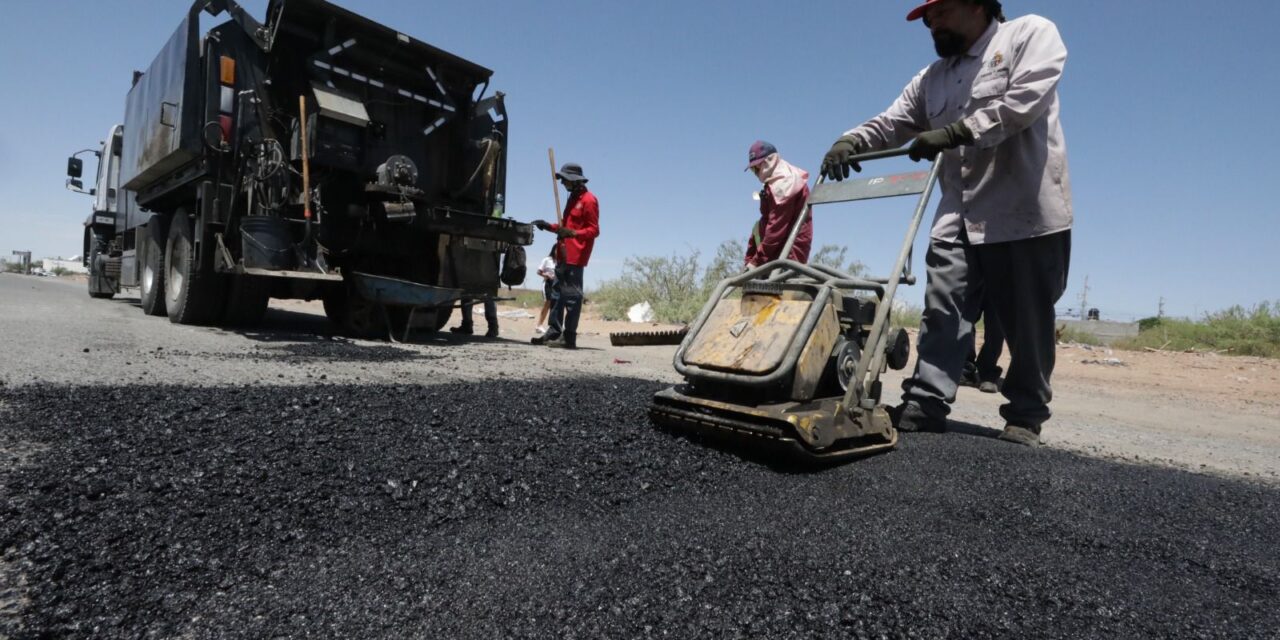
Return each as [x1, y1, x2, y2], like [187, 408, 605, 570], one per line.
[67, 125, 125, 298]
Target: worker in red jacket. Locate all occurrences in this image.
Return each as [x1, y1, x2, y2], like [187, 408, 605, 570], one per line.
[530, 162, 599, 349]
[744, 140, 812, 269]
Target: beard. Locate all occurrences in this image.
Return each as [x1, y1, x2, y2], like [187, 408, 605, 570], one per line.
[932, 29, 967, 57]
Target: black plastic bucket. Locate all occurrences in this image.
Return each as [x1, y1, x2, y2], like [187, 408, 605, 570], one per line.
[240, 216, 295, 270]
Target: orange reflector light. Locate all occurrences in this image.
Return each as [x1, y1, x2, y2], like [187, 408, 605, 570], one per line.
[220, 56, 235, 85]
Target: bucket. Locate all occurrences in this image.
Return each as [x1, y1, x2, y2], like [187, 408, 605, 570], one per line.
[240, 216, 295, 270]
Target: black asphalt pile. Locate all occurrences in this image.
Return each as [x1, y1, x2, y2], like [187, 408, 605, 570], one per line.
[1, 380, 1277, 639]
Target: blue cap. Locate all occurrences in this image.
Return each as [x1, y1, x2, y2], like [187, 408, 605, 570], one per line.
[746, 140, 777, 170]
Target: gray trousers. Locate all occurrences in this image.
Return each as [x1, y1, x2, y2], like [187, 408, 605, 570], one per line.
[903, 230, 1071, 431]
[459, 299, 498, 330]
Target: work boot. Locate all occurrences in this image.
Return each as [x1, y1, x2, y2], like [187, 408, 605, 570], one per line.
[999, 424, 1041, 447]
[889, 402, 947, 433]
[485, 326, 499, 338]
[531, 333, 559, 345]
[545, 337, 576, 350]
[958, 367, 980, 389]
[450, 325, 473, 336]
[978, 379, 1000, 394]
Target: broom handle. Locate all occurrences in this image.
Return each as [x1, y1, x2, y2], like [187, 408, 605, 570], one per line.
[299, 96, 312, 220]
[548, 147, 563, 227]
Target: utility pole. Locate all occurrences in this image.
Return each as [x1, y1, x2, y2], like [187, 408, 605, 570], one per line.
[1158, 297, 1166, 318]
[1077, 275, 1090, 320]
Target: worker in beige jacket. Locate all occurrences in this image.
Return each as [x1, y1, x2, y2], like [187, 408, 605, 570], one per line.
[821, 0, 1071, 446]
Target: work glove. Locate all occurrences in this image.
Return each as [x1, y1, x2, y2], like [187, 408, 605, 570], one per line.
[531, 219, 551, 231]
[907, 120, 975, 162]
[556, 228, 577, 239]
[821, 135, 865, 181]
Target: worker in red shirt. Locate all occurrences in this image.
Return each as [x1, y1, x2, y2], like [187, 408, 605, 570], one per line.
[744, 140, 812, 269]
[530, 163, 599, 349]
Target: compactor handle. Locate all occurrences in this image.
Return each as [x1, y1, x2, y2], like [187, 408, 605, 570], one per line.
[778, 148, 920, 265]
[843, 148, 914, 164]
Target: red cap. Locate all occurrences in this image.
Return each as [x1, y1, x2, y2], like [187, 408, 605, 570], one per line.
[906, 0, 944, 21]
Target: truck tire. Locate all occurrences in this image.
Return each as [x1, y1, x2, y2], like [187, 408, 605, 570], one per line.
[164, 212, 227, 325]
[87, 232, 115, 300]
[138, 216, 168, 316]
[322, 284, 380, 338]
[431, 305, 453, 332]
[222, 274, 271, 326]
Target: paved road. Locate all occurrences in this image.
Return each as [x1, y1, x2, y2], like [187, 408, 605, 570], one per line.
[2, 274, 1278, 638]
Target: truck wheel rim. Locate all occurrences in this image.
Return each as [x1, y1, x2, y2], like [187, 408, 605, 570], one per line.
[167, 241, 186, 304]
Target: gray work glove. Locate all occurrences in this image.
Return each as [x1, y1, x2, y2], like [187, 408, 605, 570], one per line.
[556, 227, 576, 239]
[908, 121, 975, 162]
[531, 219, 551, 231]
[821, 135, 865, 181]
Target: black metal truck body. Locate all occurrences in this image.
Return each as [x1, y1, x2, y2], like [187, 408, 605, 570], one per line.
[69, 0, 531, 334]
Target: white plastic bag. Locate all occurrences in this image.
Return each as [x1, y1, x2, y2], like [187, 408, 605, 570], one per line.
[627, 301, 655, 323]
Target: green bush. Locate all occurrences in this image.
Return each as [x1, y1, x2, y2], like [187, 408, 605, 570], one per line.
[593, 252, 708, 323]
[591, 239, 917, 326]
[504, 288, 546, 309]
[1, 260, 28, 274]
[890, 303, 922, 331]
[1057, 324, 1106, 346]
[1115, 302, 1280, 358]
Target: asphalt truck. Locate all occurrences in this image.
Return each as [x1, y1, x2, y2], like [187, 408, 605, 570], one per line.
[66, 0, 532, 337]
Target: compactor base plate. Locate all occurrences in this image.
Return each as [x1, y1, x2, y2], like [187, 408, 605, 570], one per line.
[649, 385, 898, 464]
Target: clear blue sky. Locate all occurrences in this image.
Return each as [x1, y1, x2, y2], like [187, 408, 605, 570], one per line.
[2, 0, 1277, 320]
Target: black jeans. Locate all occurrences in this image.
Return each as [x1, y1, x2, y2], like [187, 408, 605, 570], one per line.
[904, 230, 1071, 430]
[546, 264, 584, 344]
[966, 305, 1005, 383]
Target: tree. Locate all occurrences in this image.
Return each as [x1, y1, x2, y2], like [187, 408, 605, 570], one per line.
[810, 244, 867, 278]
[592, 238, 879, 324]
[701, 239, 743, 293]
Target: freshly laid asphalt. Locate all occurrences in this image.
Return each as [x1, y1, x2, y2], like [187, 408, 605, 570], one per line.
[1, 378, 1277, 639]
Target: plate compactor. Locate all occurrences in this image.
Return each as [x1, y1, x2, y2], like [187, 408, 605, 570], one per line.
[650, 149, 942, 462]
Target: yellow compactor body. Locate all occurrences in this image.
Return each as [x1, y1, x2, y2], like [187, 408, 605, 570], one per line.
[650, 150, 942, 463]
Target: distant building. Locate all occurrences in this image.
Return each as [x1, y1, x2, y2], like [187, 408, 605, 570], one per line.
[1057, 318, 1139, 344]
[42, 258, 89, 275]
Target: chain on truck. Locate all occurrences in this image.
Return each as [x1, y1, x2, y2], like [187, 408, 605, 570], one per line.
[66, 0, 533, 337]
